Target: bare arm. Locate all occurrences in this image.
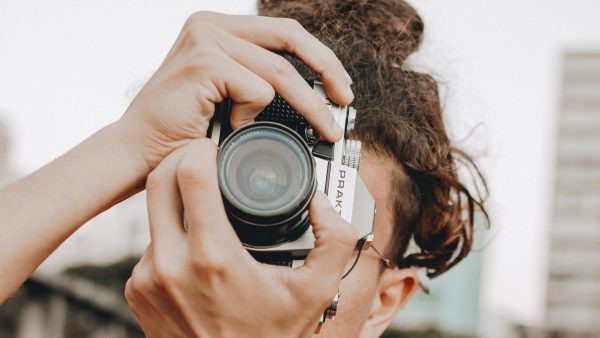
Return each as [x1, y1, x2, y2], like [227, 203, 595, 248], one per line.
[0, 122, 147, 301]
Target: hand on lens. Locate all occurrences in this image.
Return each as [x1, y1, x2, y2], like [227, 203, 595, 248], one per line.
[120, 11, 354, 171]
[125, 139, 357, 338]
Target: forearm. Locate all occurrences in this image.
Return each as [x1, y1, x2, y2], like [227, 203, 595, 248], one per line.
[0, 122, 148, 302]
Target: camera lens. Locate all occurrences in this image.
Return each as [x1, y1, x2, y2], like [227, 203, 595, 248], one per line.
[232, 148, 296, 211]
[247, 163, 279, 200]
[218, 122, 315, 247]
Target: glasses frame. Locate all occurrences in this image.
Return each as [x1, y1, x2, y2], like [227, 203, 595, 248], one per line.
[366, 242, 431, 295]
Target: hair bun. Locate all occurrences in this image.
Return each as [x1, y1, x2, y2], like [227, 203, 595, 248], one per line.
[259, 0, 424, 66]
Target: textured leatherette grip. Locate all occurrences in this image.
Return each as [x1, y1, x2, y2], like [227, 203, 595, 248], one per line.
[256, 94, 306, 125]
[255, 79, 320, 145]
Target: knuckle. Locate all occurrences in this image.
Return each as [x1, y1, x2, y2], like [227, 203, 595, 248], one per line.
[183, 21, 218, 48]
[150, 270, 166, 290]
[124, 278, 136, 301]
[185, 11, 214, 30]
[124, 280, 144, 316]
[184, 12, 199, 29]
[319, 46, 340, 71]
[253, 83, 276, 107]
[145, 146, 190, 192]
[146, 168, 167, 192]
[181, 60, 206, 74]
[183, 15, 195, 31]
[189, 10, 213, 22]
[190, 21, 217, 37]
[177, 163, 206, 187]
[189, 250, 228, 276]
[276, 18, 305, 54]
[271, 55, 296, 80]
[189, 243, 235, 277]
[177, 59, 216, 82]
[197, 90, 219, 113]
[280, 17, 304, 33]
[193, 20, 218, 34]
[176, 139, 218, 185]
[129, 266, 151, 293]
[151, 259, 178, 289]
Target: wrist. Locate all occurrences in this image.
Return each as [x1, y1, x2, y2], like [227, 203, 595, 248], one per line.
[102, 121, 153, 190]
[115, 113, 204, 174]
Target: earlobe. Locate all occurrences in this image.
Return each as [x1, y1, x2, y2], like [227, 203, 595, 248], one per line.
[359, 268, 419, 338]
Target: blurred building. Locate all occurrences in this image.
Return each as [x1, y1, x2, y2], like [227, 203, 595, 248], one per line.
[518, 51, 600, 338]
[0, 259, 143, 338]
[543, 51, 600, 337]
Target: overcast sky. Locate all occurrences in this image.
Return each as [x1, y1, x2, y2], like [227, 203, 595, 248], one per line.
[1, 0, 599, 329]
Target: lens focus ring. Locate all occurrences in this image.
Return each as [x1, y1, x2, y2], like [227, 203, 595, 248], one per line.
[217, 122, 316, 247]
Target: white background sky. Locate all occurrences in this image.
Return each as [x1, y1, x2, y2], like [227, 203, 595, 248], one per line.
[1, 0, 599, 330]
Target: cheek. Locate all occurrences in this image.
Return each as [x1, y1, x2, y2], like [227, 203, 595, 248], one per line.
[314, 260, 381, 338]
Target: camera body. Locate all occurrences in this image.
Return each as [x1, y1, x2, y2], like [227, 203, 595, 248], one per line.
[208, 80, 375, 267]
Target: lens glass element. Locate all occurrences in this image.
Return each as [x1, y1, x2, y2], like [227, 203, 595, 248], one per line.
[219, 124, 313, 218]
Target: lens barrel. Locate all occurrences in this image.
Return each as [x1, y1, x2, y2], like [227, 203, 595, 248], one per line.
[217, 122, 316, 247]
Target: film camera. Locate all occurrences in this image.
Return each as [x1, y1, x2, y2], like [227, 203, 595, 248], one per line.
[207, 80, 376, 268]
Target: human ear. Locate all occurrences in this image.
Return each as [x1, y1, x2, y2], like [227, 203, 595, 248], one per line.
[359, 268, 419, 338]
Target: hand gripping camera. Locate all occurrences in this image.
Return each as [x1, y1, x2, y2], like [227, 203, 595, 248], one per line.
[207, 80, 376, 331]
[207, 81, 376, 268]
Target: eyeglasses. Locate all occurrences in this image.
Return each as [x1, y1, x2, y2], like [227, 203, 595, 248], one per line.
[370, 244, 396, 269]
[353, 242, 431, 295]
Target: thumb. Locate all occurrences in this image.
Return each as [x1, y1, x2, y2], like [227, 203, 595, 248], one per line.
[300, 192, 358, 286]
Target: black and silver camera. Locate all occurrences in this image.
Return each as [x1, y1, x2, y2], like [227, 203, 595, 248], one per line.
[208, 80, 375, 267]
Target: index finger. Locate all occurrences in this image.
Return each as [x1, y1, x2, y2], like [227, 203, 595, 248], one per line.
[195, 12, 352, 101]
[189, 13, 354, 115]
[145, 146, 188, 251]
[191, 12, 353, 100]
[175, 139, 244, 252]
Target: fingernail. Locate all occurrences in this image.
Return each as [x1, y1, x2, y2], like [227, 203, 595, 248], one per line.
[331, 119, 344, 139]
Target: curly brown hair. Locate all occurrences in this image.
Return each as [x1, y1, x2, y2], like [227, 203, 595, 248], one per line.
[258, 0, 489, 278]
